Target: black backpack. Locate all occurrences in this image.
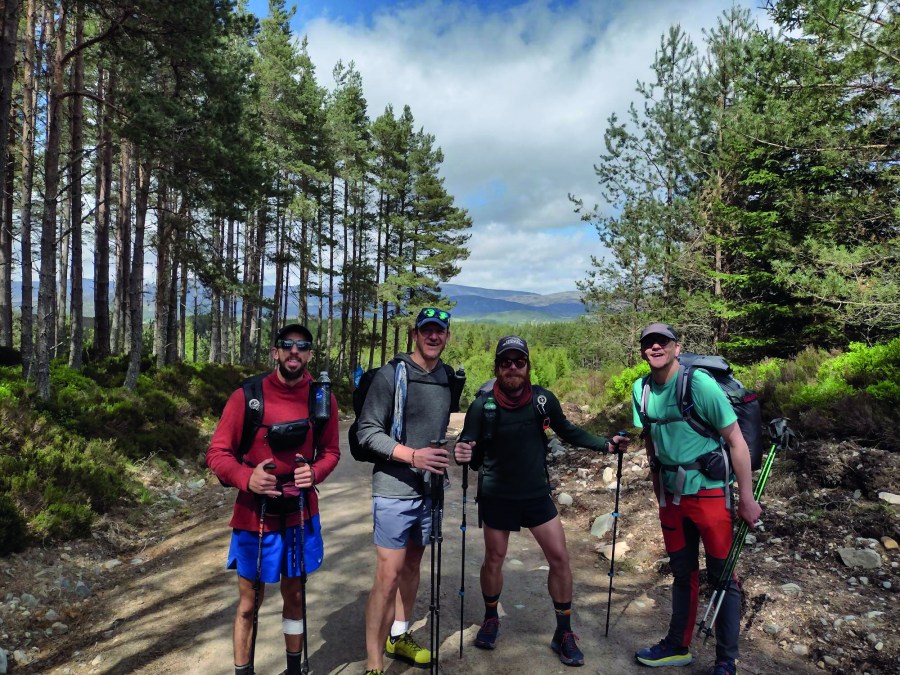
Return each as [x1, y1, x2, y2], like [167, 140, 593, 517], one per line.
[348, 359, 464, 463]
[637, 353, 764, 471]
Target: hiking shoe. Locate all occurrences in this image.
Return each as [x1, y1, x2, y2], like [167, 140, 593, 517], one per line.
[635, 640, 693, 667]
[474, 617, 500, 649]
[707, 659, 737, 675]
[385, 632, 431, 668]
[551, 630, 585, 667]
[364, 670, 385, 675]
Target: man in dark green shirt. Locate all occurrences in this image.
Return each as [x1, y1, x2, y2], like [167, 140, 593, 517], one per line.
[454, 335, 628, 668]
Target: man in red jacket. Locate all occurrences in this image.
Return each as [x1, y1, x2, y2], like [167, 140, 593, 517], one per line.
[207, 324, 340, 675]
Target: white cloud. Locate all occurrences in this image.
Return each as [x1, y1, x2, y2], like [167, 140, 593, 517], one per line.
[297, 0, 769, 293]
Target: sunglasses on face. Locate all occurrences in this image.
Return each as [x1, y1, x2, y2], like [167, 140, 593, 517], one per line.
[276, 339, 312, 351]
[421, 308, 451, 321]
[498, 357, 528, 370]
[641, 336, 672, 349]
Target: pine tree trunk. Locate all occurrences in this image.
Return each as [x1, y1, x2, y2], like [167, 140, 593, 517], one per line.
[55, 193, 69, 359]
[67, 3, 84, 369]
[35, 1, 66, 400]
[18, 0, 41, 376]
[93, 65, 113, 360]
[209, 215, 222, 363]
[125, 159, 149, 390]
[153, 182, 170, 366]
[112, 141, 132, 353]
[0, 0, 20, 346]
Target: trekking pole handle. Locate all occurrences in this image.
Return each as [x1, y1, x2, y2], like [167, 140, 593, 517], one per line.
[263, 462, 276, 472]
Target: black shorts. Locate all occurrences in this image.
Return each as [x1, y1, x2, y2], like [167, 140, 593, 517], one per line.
[478, 494, 558, 532]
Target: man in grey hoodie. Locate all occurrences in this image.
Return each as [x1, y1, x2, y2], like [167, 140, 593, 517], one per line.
[357, 307, 453, 675]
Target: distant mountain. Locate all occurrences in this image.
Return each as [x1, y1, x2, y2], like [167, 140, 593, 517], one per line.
[11, 280, 586, 323]
[442, 285, 585, 322]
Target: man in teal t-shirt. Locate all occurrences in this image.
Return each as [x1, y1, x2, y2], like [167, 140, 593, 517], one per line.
[631, 323, 760, 675]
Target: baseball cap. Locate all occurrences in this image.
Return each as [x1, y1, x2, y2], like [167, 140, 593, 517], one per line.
[639, 323, 679, 343]
[495, 335, 529, 358]
[275, 323, 313, 344]
[415, 307, 451, 330]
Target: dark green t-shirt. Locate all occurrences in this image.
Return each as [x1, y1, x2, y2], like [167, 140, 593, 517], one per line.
[461, 388, 609, 501]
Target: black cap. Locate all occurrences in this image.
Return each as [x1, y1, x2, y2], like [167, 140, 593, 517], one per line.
[495, 335, 529, 358]
[639, 323, 679, 342]
[275, 323, 313, 344]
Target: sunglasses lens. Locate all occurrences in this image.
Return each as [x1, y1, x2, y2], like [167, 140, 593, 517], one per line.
[278, 339, 311, 351]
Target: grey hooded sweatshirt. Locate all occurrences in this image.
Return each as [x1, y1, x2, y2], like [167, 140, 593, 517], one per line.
[356, 352, 450, 499]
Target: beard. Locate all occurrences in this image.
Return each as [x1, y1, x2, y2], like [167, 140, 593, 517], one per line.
[497, 370, 527, 394]
[278, 361, 305, 381]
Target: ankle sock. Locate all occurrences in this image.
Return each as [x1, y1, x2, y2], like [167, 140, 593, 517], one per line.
[554, 601, 573, 633]
[286, 650, 302, 675]
[483, 592, 500, 620]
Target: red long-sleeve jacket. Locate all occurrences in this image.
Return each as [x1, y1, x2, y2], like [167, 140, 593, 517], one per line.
[206, 370, 340, 531]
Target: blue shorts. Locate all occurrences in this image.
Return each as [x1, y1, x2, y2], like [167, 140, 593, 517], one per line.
[227, 514, 324, 583]
[373, 496, 434, 549]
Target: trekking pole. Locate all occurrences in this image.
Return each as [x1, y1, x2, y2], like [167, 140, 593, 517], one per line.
[458, 438, 472, 659]
[249, 461, 276, 675]
[604, 431, 628, 637]
[295, 456, 310, 675]
[428, 440, 446, 675]
[697, 418, 796, 642]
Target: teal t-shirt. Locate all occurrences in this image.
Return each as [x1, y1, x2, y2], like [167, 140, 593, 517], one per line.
[632, 369, 737, 495]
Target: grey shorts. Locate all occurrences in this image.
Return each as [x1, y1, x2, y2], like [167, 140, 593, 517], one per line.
[373, 496, 434, 549]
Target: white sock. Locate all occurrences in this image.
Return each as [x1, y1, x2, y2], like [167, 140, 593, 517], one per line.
[390, 620, 410, 638]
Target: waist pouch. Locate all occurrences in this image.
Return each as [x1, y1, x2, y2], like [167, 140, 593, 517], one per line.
[264, 493, 302, 516]
[266, 418, 310, 452]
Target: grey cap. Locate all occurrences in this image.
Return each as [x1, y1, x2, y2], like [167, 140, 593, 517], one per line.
[639, 323, 679, 342]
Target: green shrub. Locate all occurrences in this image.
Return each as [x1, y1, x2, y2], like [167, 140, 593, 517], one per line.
[32, 502, 94, 541]
[0, 493, 26, 556]
[606, 361, 650, 405]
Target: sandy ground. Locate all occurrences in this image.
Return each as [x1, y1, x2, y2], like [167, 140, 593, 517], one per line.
[25, 419, 819, 675]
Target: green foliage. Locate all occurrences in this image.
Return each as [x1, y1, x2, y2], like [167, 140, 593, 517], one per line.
[0, 493, 27, 556]
[31, 503, 94, 541]
[607, 362, 650, 405]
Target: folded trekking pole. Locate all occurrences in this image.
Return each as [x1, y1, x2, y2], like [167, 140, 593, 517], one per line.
[458, 437, 472, 659]
[295, 456, 310, 675]
[605, 432, 628, 637]
[429, 440, 446, 675]
[697, 418, 797, 642]
[250, 461, 276, 675]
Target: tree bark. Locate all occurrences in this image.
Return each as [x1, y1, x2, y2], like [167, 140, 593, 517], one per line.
[112, 141, 132, 353]
[0, 0, 21, 346]
[18, 0, 42, 376]
[35, 1, 66, 400]
[125, 159, 149, 389]
[67, 1, 84, 368]
[93, 65, 113, 359]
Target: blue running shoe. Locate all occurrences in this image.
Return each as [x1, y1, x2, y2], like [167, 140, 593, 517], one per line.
[635, 640, 693, 667]
[551, 630, 584, 667]
[474, 617, 500, 649]
[707, 659, 737, 675]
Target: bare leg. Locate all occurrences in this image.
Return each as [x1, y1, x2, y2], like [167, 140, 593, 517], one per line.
[364, 546, 409, 671]
[529, 516, 573, 603]
[480, 526, 510, 597]
[233, 575, 266, 666]
[280, 576, 303, 653]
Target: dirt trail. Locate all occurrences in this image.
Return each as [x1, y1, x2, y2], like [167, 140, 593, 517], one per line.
[29, 420, 817, 675]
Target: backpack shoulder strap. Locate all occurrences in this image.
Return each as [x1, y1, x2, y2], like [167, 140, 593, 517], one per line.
[532, 385, 551, 432]
[237, 372, 267, 464]
[680, 366, 718, 439]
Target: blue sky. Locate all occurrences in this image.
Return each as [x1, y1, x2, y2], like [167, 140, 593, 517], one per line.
[246, 0, 769, 295]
